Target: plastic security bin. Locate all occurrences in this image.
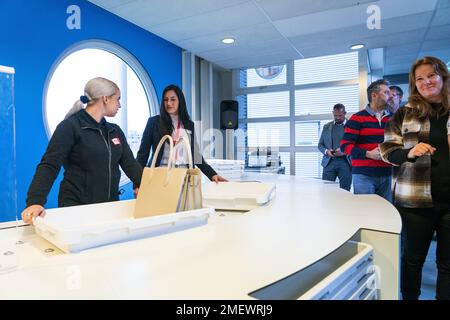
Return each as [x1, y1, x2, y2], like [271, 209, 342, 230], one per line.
[33, 200, 214, 253]
[205, 159, 244, 181]
[202, 181, 276, 211]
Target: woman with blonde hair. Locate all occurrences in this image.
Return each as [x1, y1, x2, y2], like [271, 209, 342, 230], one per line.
[22, 77, 143, 224]
[380, 56, 450, 300]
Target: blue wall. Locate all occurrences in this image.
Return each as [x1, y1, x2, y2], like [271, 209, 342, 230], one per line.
[0, 0, 182, 221]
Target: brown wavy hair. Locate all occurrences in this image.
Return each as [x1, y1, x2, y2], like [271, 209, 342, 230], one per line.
[408, 56, 450, 118]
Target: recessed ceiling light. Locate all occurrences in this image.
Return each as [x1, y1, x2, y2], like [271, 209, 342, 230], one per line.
[222, 38, 235, 44]
[350, 44, 365, 50]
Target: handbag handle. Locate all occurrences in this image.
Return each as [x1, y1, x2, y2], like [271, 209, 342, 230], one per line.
[150, 134, 175, 169]
[172, 135, 194, 169]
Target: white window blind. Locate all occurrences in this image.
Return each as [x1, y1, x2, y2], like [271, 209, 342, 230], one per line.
[247, 122, 290, 147]
[318, 119, 334, 142]
[294, 52, 358, 85]
[295, 152, 321, 178]
[295, 121, 320, 146]
[279, 152, 291, 175]
[247, 91, 289, 118]
[236, 52, 359, 177]
[241, 65, 287, 88]
[295, 85, 359, 115]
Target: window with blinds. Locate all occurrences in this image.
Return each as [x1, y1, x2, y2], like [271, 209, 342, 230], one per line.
[295, 85, 359, 115]
[235, 51, 359, 177]
[247, 91, 289, 118]
[295, 121, 320, 146]
[247, 122, 290, 147]
[295, 152, 321, 178]
[294, 52, 358, 85]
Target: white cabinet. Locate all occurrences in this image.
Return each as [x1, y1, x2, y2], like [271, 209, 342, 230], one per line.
[300, 241, 377, 300]
[251, 241, 378, 300]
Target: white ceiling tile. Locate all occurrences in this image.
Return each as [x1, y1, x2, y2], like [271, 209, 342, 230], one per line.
[385, 53, 418, 65]
[256, 0, 374, 21]
[107, 0, 249, 27]
[417, 49, 450, 62]
[289, 21, 428, 53]
[437, 0, 450, 8]
[88, 0, 449, 73]
[197, 38, 297, 62]
[88, 0, 134, 10]
[386, 43, 422, 56]
[273, 0, 436, 38]
[385, 64, 414, 75]
[217, 50, 299, 69]
[422, 39, 450, 52]
[145, 2, 267, 42]
[293, 47, 356, 59]
[431, 7, 450, 25]
[361, 31, 428, 49]
[176, 22, 281, 52]
[425, 25, 450, 40]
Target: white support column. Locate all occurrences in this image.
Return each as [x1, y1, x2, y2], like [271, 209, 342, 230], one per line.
[358, 50, 369, 109]
[200, 59, 213, 158]
[182, 51, 196, 120]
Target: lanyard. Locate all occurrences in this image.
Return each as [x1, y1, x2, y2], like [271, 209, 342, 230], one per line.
[173, 120, 181, 144]
[173, 120, 182, 162]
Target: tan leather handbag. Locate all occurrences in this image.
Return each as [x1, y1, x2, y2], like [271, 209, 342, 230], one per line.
[133, 135, 202, 218]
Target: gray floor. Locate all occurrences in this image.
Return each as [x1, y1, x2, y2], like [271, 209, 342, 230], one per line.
[420, 239, 437, 300]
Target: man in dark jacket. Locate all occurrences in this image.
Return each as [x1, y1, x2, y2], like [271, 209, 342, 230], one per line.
[318, 103, 352, 191]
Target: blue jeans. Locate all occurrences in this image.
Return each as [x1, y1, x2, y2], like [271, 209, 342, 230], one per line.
[352, 173, 392, 202]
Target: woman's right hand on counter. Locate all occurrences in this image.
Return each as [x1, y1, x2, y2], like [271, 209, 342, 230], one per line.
[21, 205, 45, 224]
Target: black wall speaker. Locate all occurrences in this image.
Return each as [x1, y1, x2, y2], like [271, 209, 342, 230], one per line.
[220, 100, 238, 130]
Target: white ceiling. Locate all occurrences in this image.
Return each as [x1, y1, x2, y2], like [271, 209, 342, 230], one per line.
[88, 0, 450, 75]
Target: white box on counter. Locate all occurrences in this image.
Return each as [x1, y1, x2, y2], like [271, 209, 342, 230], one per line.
[33, 200, 214, 253]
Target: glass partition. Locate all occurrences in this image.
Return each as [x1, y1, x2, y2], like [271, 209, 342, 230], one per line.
[0, 66, 17, 223]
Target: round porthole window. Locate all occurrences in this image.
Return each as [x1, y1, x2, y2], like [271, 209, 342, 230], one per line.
[255, 65, 284, 80]
[44, 40, 158, 187]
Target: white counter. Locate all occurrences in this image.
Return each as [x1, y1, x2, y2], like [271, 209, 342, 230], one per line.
[0, 174, 401, 299]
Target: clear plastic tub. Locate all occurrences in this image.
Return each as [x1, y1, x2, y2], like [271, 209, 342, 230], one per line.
[33, 200, 214, 253]
[202, 181, 276, 211]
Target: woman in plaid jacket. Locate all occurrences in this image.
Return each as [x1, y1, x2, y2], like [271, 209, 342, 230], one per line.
[380, 56, 450, 300]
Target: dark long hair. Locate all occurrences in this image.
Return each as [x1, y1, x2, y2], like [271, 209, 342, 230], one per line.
[159, 84, 191, 135]
[408, 56, 450, 118]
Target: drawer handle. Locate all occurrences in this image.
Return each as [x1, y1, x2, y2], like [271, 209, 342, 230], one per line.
[356, 260, 367, 270]
[317, 291, 330, 300]
[359, 288, 369, 299]
[357, 273, 369, 284]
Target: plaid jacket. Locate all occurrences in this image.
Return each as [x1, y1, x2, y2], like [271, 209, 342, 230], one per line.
[380, 103, 450, 208]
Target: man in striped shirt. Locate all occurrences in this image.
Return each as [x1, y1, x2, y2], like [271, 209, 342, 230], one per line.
[341, 79, 393, 202]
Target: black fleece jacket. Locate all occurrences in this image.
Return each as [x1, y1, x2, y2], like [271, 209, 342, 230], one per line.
[26, 109, 142, 207]
[136, 115, 217, 180]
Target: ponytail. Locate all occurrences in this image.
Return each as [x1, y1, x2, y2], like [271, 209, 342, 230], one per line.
[63, 77, 118, 120]
[65, 99, 85, 119]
